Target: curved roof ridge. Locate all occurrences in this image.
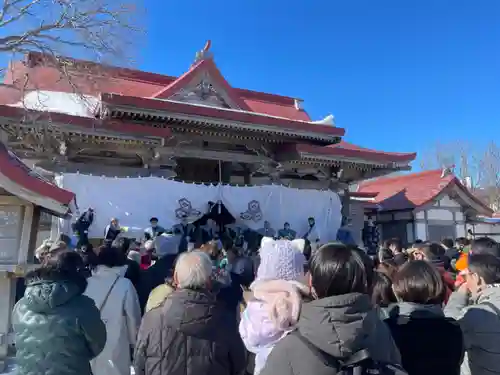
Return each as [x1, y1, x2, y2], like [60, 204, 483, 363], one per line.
[330, 141, 417, 158]
[359, 168, 443, 188]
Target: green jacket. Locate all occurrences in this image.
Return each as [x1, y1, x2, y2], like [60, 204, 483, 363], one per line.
[12, 267, 107, 375]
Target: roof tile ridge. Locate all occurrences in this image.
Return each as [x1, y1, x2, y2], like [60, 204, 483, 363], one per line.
[360, 169, 443, 187]
[149, 97, 340, 126]
[331, 141, 417, 157]
[150, 60, 204, 99]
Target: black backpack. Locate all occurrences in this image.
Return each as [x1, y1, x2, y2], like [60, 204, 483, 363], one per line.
[293, 331, 408, 375]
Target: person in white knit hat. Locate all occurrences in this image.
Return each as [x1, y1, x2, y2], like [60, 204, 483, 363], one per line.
[239, 239, 309, 375]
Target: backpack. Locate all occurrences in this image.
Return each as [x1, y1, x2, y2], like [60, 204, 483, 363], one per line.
[293, 331, 408, 375]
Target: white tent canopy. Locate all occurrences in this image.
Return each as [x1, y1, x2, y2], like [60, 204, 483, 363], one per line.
[56, 174, 342, 242]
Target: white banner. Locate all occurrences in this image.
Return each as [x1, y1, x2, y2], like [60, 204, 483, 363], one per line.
[57, 174, 342, 242]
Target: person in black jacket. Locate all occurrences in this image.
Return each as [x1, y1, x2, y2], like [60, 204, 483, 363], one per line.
[384, 260, 464, 375]
[137, 234, 180, 313]
[104, 218, 122, 242]
[442, 238, 460, 270]
[134, 251, 246, 375]
[72, 208, 94, 247]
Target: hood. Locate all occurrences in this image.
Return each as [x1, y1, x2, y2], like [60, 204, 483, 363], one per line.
[166, 289, 218, 336]
[240, 280, 310, 351]
[297, 293, 379, 359]
[251, 280, 309, 329]
[386, 302, 444, 319]
[23, 267, 86, 313]
[93, 264, 128, 277]
[476, 284, 500, 305]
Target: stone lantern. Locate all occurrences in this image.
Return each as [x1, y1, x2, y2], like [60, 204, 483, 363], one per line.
[0, 142, 75, 372]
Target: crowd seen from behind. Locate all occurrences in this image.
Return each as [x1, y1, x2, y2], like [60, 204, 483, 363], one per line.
[10, 222, 500, 375]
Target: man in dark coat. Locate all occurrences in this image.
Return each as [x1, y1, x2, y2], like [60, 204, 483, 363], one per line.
[134, 251, 246, 375]
[136, 234, 180, 313]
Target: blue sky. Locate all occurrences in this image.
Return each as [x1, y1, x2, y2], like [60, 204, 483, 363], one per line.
[137, 0, 500, 166]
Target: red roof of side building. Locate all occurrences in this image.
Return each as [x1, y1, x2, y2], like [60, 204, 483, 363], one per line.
[0, 141, 75, 216]
[357, 169, 493, 215]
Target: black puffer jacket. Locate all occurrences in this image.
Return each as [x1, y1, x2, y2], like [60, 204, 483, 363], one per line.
[12, 267, 107, 375]
[385, 302, 464, 375]
[134, 288, 246, 375]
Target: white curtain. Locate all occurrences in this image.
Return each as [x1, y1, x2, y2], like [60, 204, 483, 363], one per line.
[57, 174, 219, 238]
[57, 174, 342, 242]
[221, 184, 341, 242]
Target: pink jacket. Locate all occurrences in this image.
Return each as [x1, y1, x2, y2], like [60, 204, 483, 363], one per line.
[239, 279, 309, 375]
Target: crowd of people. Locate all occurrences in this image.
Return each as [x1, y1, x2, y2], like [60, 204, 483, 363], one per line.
[9, 227, 500, 375]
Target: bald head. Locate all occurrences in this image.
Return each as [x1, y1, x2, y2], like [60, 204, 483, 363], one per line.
[174, 251, 213, 290]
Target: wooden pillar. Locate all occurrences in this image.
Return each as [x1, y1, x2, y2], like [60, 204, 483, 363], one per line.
[0, 272, 15, 371]
[243, 169, 251, 185]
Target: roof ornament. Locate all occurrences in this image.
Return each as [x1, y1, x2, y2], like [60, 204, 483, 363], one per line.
[294, 99, 304, 110]
[441, 164, 455, 178]
[193, 40, 213, 64]
[312, 114, 336, 126]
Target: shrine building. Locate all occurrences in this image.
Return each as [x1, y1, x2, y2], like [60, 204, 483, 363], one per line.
[0, 42, 416, 241]
[353, 168, 494, 245]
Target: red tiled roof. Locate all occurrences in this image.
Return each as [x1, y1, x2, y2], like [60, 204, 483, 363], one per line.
[0, 141, 75, 213]
[295, 141, 416, 164]
[0, 104, 172, 138]
[0, 52, 311, 121]
[0, 52, 416, 167]
[100, 93, 345, 137]
[279, 141, 415, 165]
[357, 169, 492, 213]
[152, 58, 252, 111]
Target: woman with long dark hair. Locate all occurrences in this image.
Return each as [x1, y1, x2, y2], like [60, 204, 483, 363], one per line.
[260, 242, 401, 375]
[12, 250, 106, 375]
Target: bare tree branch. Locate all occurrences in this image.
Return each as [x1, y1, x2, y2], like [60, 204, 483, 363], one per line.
[419, 140, 500, 211]
[0, 0, 141, 59]
[0, 0, 143, 142]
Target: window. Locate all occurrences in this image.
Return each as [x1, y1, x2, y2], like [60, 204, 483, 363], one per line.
[39, 211, 52, 230]
[428, 225, 456, 242]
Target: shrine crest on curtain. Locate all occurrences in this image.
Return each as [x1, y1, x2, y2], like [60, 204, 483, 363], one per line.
[240, 200, 262, 222]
